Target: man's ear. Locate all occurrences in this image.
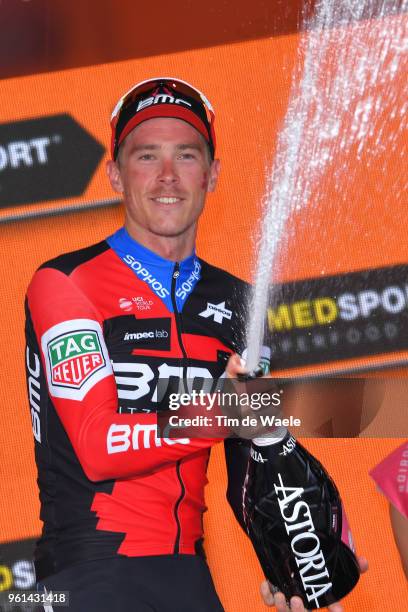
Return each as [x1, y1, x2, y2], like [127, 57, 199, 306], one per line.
[207, 159, 221, 193]
[106, 160, 124, 193]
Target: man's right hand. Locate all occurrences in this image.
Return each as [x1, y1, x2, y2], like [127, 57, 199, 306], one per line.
[226, 352, 249, 378]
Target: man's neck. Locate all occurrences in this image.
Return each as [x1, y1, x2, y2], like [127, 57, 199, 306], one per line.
[124, 223, 196, 262]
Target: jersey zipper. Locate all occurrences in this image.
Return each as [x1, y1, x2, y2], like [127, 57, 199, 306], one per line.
[171, 263, 187, 553]
[173, 459, 186, 554]
[171, 263, 188, 369]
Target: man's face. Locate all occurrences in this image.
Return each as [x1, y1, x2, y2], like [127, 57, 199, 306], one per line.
[107, 117, 220, 243]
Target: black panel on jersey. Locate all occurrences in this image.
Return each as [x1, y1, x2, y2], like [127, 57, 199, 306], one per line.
[181, 259, 250, 353]
[199, 260, 250, 300]
[38, 240, 110, 275]
[104, 315, 172, 352]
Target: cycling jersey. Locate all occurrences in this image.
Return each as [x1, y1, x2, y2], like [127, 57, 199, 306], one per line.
[25, 227, 249, 581]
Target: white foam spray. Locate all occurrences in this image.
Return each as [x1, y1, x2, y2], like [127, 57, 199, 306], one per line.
[245, 0, 408, 371]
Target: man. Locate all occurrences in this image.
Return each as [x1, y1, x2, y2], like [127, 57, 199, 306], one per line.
[25, 77, 366, 611]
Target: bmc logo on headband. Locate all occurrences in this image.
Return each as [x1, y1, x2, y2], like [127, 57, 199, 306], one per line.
[136, 94, 192, 112]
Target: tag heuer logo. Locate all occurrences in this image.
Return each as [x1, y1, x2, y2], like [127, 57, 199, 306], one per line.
[48, 330, 105, 388]
[41, 319, 113, 401]
[199, 301, 232, 324]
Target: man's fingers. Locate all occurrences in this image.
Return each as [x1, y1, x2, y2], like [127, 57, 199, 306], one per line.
[274, 591, 290, 611]
[357, 555, 369, 573]
[327, 603, 344, 612]
[260, 563, 368, 611]
[260, 583, 311, 611]
[260, 580, 275, 606]
[290, 595, 306, 610]
[226, 353, 246, 377]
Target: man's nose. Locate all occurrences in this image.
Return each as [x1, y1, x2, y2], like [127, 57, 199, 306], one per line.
[157, 158, 179, 183]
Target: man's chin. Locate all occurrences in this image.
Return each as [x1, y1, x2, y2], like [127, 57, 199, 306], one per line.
[150, 223, 195, 239]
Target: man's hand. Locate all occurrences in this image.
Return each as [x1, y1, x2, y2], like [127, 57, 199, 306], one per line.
[260, 556, 368, 611]
[226, 353, 248, 378]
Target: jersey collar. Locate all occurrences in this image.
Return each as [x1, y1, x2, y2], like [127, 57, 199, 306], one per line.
[107, 227, 201, 311]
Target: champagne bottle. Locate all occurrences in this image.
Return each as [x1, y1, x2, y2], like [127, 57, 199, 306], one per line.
[243, 429, 360, 609]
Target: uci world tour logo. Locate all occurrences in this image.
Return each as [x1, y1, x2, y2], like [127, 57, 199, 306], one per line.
[48, 329, 105, 389]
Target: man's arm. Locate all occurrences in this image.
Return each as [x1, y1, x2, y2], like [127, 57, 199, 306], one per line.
[26, 266, 221, 482]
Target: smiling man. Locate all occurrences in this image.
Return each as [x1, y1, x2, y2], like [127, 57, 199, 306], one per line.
[25, 78, 366, 611]
[107, 116, 219, 258]
[25, 78, 241, 612]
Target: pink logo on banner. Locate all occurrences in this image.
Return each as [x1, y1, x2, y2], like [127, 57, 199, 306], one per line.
[370, 440, 408, 518]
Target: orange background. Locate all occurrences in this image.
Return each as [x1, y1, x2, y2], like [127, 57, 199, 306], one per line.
[1, 22, 407, 610]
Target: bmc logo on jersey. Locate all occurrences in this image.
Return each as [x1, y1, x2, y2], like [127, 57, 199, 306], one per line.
[42, 319, 113, 401]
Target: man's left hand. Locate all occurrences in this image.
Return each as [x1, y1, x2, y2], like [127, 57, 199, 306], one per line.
[260, 556, 368, 611]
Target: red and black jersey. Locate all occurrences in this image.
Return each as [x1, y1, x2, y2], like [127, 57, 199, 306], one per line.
[25, 227, 249, 580]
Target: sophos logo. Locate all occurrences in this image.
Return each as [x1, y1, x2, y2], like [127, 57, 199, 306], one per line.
[274, 473, 332, 607]
[268, 284, 408, 331]
[122, 254, 170, 299]
[176, 260, 201, 300]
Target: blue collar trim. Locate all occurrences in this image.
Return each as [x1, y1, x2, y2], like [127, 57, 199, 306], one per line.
[107, 227, 201, 312]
